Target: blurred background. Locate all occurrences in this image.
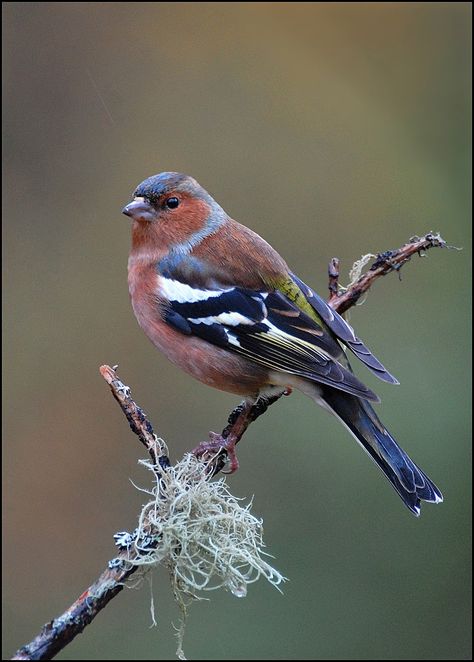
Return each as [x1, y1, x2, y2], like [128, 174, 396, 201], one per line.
[2, 2, 471, 660]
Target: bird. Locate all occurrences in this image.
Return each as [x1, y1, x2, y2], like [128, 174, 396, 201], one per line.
[123, 171, 443, 516]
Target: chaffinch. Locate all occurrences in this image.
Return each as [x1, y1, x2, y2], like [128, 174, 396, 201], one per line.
[123, 172, 442, 516]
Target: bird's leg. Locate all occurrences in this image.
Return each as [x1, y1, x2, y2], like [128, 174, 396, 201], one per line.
[192, 399, 256, 474]
[193, 390, 287, 474]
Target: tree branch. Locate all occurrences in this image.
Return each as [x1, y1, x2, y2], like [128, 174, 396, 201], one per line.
[327, 232, 448, 314]
[11, 232, 449, 660]
[11, 561, 137, 661]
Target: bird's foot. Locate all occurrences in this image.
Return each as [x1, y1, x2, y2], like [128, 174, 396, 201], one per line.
[192, 432, 239, 474]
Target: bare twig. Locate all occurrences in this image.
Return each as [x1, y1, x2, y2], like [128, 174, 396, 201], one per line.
[11, 231, 449, 660]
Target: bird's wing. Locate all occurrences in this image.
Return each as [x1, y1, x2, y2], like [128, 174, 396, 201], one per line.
[281, 272, 399, 385]
[158, 264, 380, 402]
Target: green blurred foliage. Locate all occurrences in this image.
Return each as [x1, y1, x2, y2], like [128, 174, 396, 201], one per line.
[3, 2, 471, 660]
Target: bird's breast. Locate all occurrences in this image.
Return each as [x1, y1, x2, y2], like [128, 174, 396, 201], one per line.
[127, 259, 269, 395]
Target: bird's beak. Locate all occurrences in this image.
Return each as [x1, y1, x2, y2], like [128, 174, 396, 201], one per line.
[122, 197, 155, 222]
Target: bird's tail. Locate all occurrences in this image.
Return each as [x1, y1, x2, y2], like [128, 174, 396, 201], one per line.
[313, 385, 443, 516]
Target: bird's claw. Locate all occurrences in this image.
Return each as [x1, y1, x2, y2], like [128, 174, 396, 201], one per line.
[192, 432, 240, 473]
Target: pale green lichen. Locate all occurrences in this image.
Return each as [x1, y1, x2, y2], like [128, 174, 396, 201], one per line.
[348, 253, 377, 287]
[122, 451, 285, 658]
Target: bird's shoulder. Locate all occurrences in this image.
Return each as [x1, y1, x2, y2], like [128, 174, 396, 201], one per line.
[190, 217, 290, 289]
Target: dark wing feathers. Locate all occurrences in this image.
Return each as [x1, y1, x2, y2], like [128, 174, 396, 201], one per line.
[289, 272, 399, 385]
[163, 309, 192, 335]
[171, 288, 265, 323]
[224, 322, 379, 401]
[159, 273, 380, 402]
[265, 291, 345, 358]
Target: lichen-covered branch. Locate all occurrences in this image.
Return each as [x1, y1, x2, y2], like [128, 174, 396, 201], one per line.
[99, 364, 171, 470]
[12, 560, 138, 661]
[11, 231, 449, 660]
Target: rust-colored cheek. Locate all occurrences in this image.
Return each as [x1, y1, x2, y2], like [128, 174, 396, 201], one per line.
[130, 198, 212, 254]
[159, 199, 211, 246]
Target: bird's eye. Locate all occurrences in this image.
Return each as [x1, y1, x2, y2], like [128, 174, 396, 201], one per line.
[165, 197, 180, 209]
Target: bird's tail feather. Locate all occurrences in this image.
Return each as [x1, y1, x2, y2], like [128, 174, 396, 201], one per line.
[314, 386, 443, 516]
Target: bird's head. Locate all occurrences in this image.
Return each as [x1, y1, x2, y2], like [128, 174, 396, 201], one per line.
[123, 172, 226, 254]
